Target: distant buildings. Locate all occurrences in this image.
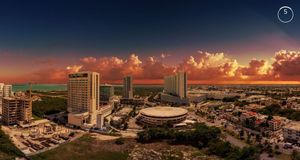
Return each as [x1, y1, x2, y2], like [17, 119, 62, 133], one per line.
[67, 71, 112, 129]
[100, 84, 114, 102]
[0, 83, 14, 114]
[3, 84, 13, 97]
[2, 97, 32, 125]
[164, 72, 187, 98]
[286, 97, 300, 110]
[0, 83, 4, 96]
[123, 76, 133, 99]
[161, 72, 189, 105]
[0, 83, 4, 110]
[188, 90, 245, 103]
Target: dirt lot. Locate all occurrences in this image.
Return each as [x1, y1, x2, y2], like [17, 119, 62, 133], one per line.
[31, 133, 220, 160]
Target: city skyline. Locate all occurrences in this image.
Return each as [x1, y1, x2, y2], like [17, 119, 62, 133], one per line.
[0, 0, 300, 84]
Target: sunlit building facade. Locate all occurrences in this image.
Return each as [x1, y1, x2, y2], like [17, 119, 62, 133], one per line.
[164, 72, 187, 98]
[2, 97, 32, 125]
[3, 84, 13, 97]
[68, 71, 100, 127]
[161, 72, 189, 105]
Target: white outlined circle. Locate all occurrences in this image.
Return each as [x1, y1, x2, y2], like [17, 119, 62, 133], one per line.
[277, 6, 294, 23]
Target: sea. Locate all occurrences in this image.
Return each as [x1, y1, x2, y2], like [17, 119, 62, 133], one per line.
[12, 84, 163, 92]
[12, 83, 297, 92]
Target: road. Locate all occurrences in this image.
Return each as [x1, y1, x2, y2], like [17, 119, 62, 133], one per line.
[189, 112, 248, 148]
[225, 133, 248, 148]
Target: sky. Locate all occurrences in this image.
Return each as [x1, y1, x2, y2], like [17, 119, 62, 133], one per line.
[0, 0, 300, 84]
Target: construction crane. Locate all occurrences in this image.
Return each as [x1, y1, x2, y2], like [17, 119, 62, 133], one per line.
[28, 82, 32, 99]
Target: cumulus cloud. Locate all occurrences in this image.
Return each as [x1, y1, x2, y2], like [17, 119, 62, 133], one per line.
[178, 52, 239, 80]
[272, 50, 300, 80]
[236, 59, 272, 81]
[76, 54, 175, 81]
[66, 65, 83, 73]
[14, 50, 300, 84]
[161, 53, 171, 59]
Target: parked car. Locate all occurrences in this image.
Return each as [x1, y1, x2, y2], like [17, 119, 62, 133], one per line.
[283, 143, 293, 149]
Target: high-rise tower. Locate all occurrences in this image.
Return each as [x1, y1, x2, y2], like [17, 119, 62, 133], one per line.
[68, 71, 100, 126]
[123, 76, 133, 99]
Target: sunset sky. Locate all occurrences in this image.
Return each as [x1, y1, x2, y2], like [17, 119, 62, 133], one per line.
[0, 0, 300, 84]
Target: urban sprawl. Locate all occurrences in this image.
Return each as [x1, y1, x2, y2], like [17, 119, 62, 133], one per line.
[1, 71, 300, 159]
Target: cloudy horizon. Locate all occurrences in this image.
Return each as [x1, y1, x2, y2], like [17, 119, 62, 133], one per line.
[0, 0, 299, 84]
[1, 50, 300, 84]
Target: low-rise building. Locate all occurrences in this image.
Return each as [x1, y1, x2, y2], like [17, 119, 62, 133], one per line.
[286, 97, 300, 110]
[268, 118, 282, 131]
[160, 93, 189, 106]
[120, 98, 144, 106]
[283, 122, 300, 144]
[240, 111, 257, 122]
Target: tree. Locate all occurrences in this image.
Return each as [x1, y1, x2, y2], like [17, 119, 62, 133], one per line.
[208, 141, 233, 158]
[243, 117, 256, 130]
[267, 115, 273, 121]
[239, 130, 244, 139]
[123, 122, 128, 130]
[115, 137, 125, 145]
[291, 150, 300, 160]
[137, 131, 151, 143]
[238, 146, 260, 160]
[255, 134, 261, 143]
[69, 132, 75, 137]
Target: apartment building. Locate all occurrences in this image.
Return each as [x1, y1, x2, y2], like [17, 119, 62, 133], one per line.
[2, 97, 32, 125]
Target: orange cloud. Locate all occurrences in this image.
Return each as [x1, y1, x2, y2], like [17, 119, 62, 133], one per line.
[77, 54, 175, 81]
[272, 50, 300, 80]
[178, 52, 239, 80]
[6, 50, 300, 84]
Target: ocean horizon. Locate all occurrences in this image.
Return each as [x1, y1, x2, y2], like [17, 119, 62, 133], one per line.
[11, 83, 299, 92]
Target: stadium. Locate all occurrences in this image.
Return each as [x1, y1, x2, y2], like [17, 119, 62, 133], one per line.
[138, 106, 188, 126]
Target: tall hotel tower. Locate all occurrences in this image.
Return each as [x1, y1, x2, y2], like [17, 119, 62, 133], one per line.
[123, 76, 133, 99]
[68, 71, 100, 127]
[164, 72, 187, 98]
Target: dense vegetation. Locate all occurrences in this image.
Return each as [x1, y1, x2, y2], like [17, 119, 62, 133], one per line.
[258, 104, 300, 121]
[33, 96, 67, 117]
[291, 150, 300, 160]
[137, 123, 260, 159]
[114, 86, 163, 97]
[0, 127, 24, 160]
[222, 96, 240, 102]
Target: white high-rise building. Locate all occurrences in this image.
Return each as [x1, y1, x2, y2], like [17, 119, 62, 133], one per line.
[123, 76, 133, 99]
[0, 83, 4, 111]
[0, 83, 4, 96]
[3, 84, 13, 97]
[164, 72, 187, 98]
[68, 71, 100, 127]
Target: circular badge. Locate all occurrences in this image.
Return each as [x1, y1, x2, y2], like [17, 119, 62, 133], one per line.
[277, 6, 294, 23]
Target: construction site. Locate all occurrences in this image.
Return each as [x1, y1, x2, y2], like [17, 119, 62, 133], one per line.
[2, 119, 82, 156]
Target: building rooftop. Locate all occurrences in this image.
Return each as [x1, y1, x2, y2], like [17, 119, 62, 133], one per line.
[140, 106, 188, 118]
[3, 96, 31, 101]
[284, 122, 300, 131]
